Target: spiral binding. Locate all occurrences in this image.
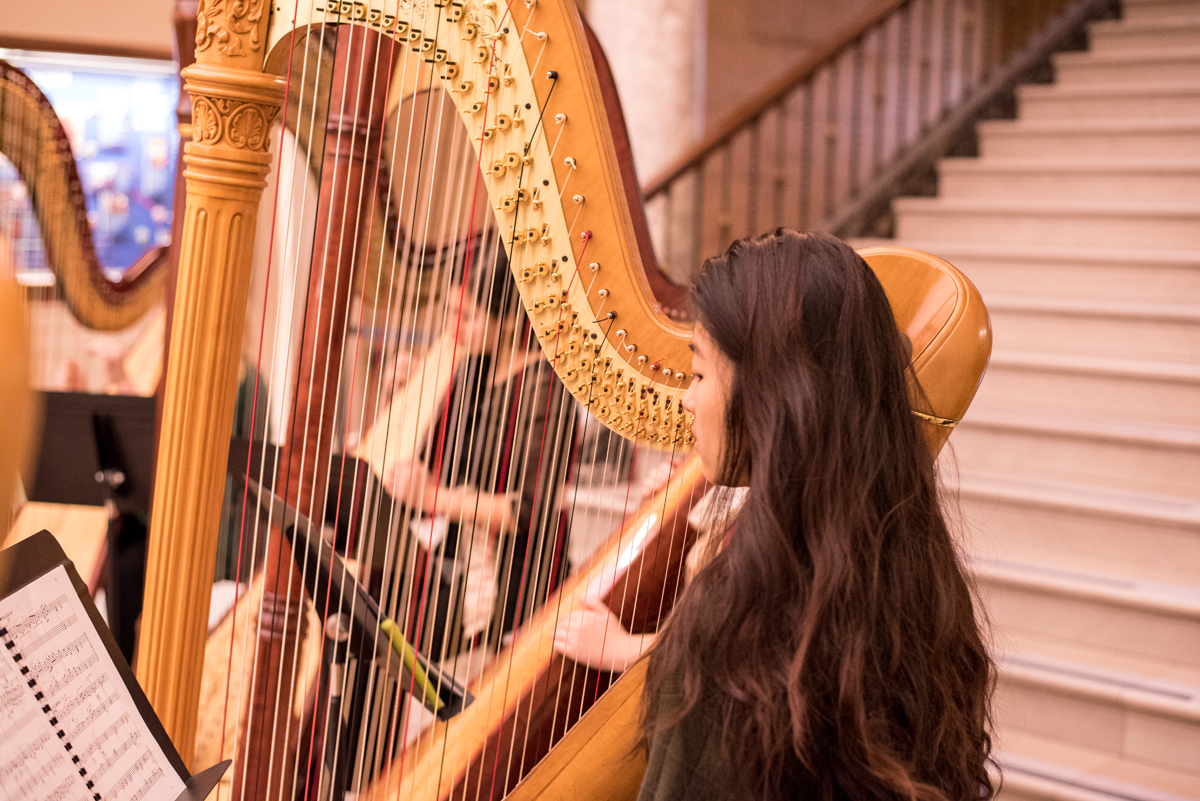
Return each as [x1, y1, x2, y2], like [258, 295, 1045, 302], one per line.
[0, 624, 102, 801]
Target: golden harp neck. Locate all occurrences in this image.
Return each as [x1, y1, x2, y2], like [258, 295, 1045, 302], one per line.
[0, 60, 168, 331]
[265, 0, 697, 450]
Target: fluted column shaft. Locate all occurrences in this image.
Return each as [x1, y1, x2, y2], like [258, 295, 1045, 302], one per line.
[137, 51, 284, 759]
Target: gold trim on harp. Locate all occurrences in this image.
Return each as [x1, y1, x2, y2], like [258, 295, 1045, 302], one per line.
[911, 410, 959, 428]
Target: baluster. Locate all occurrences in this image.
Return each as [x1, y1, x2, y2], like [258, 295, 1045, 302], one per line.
[822, 61, 839, 224]
[848, 38, 866, 198]
[896, 2, 913, 161]
[918, 0, 935, 132]
[718, 146, 733, 250]
[690, 163, 705, 276]
[940, 0, 957, 112]
[871, 22, 888, 179]
[773, 100, 788, 229]
[746, 120, 761, 239]
[798, 83, 814, 231]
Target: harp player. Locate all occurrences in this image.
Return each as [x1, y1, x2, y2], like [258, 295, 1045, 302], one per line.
[380, 239, 576, 679]
[556, 231, 995, 801]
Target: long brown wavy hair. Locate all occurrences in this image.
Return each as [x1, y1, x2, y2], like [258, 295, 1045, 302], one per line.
[642, 230, 995, 801]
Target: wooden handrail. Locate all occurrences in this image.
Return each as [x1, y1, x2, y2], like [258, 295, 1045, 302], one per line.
[639, 0, 1097, 269]
[642, 0, 906, 200]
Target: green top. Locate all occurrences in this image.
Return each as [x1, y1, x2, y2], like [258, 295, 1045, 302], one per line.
[637, 671, 731, 801]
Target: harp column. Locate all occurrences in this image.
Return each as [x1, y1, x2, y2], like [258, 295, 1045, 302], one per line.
[137, 0, 284, 760]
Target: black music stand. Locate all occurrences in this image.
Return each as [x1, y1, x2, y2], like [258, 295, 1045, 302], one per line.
[24, 391, 158, 662]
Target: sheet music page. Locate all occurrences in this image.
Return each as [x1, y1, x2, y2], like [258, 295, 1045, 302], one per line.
[0, 628, 93, 801]
[0, 565, 186, 801]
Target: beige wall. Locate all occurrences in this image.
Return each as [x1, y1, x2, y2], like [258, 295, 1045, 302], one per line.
[704, 0, 882, 129]
[587, 0, 707, 181]
[0, 0, 175, 59]
[583, 0, 887, 184]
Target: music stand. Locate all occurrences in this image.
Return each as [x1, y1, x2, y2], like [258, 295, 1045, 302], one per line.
[23, 390, 158, 661]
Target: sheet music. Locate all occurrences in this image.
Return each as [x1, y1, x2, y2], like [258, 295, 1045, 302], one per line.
[0, 566, 185, 801]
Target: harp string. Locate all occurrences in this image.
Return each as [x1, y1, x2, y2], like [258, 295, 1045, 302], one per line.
[207, 2, 692, 795]
[308, 23, 408, 798]
[348, 6, 513, 779]
[388, 0, 517, 757]
[349, 70, 482, 782]
[220, 10, 316, 798]
[257, 19, 337, 799]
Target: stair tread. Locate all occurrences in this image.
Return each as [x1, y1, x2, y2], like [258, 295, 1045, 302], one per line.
[1091, 15, 1200, 32]
[988, 350, 1200, 382]
[939, 157, 1200, 173]
[983, 295, 1200, 321]
[975, 556, 1200, 619]
[998, 735, 1200, 801]
[978, 117, 1200, 133]
[893, 197, 1200, 215]
[1019, 81, 1200, 98]
[997, 649, 1200, 719]
[1055, 45, 1200, 64]
[997, 630, 1200, 696]
[958, 409, 1200, 448]
[853, 238, 1200, 266]
[952, 470, 1200, 527]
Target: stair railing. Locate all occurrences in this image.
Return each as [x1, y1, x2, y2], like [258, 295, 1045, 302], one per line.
[642, 0, 1114, 282]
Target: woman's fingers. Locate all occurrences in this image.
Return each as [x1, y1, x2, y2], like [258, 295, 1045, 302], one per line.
[582, 596, 608, 613]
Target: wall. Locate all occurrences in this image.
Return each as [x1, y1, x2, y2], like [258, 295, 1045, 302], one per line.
[704, 0, 883, 130]
[0, 0, 175, 60]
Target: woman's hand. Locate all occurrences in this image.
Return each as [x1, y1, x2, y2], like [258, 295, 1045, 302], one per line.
[469, 491, 518, 538]
[383, 457, 437, 512]
[552, 597, 655, 673]
[385, 460, 517, 538]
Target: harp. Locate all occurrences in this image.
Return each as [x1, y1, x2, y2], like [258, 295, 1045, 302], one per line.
[136, 3, 991, 801]
[0, 54, 176, 625]
[0, 58, 171, 401]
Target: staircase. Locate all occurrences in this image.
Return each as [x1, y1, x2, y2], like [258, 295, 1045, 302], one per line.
[857, 1, 1200, 798]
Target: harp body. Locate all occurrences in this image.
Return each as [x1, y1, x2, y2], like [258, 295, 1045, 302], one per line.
[135, 2, 990, 801]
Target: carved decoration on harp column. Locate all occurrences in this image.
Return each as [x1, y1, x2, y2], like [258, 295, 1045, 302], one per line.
[190, 94, 277, 150]
[196, 0, 266, 59]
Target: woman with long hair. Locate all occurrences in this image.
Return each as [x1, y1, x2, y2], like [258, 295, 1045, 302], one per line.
[607, 229, 995, 800]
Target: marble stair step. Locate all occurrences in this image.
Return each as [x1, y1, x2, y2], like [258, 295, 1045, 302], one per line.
[1123, 0, 1200, 23]
[1052, 47, 1200, 87]
[971, 350, 1200, 428]
[955, 472, 1200, 590]
[977, 119, 1200, 160]
[983, 295, 1200, 362]
[975, 558, 1200, 669]
[951, 411, 1200, 500]
[893, 199, 1200, 250]
[1016, 83, 1200, 122]
[994, 650, 1200, 777]
[937, 159, 1200, 204]
[848, 240, 1200, 305]
[995, 735, 1200, 801]
[1089, 15, 1200, 53]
